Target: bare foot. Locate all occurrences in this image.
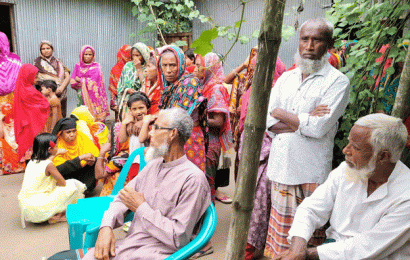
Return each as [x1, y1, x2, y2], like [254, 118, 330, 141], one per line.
[48, 212, 66, 224]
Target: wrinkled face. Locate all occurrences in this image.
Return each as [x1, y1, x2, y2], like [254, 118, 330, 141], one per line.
[160, 52, 179, 83]
[40, 44, 53, 58]
[60, 128, 77, 144]
[83, 48, 94, 64]
[193, 58, 206, 80]
[131, 49, 143, 63]
[129, 100, 148, 121]
[343, 125, 373, 169]
[148, 114, 173, 149]
[299, 22, 329, 60]
[40, 86, 51, 96]
[144, 62, 158, 82]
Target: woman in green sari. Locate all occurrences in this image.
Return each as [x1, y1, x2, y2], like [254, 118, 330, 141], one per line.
[117, 42, 151, 120]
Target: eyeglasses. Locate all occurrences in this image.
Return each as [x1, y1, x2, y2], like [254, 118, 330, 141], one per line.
[152, 124, 174, 131]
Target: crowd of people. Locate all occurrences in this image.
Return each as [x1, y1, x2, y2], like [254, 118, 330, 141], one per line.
[1, 16, 410, 260]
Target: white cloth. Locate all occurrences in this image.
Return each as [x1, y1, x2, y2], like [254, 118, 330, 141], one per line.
[129, 134, 144, 163]
[288, 161, 410, 260]
[266, 62, 350, 185]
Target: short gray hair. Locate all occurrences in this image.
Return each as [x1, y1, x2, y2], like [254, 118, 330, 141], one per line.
[301, 18, 334, 46]
[159, 107, 193, 145]
[355, 114, 408, 163]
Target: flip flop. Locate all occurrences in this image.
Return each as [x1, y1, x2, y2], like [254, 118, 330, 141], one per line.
[189, 247, 214, 259]
[216, 194, 233, 204]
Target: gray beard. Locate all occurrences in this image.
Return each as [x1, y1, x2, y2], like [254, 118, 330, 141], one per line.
[344, 155, 377, 183]
[145, 143, 170, 162]
[294, 51, 328, 75]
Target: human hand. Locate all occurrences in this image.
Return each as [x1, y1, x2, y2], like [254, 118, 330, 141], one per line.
[133, 57, 142, 69]
[310, 104, 330, 117]
[75, 76, 81, 83]
[57, 148, 67, 156]
[123, 110, 135, 125]
[273, 249, 306, 260]
[94, 227, 116, 260]
[80, 153, 96, 166]
[119, 187, 145, 212]
[55, 86, 64, 95]
[127, 88, 137, 94]
[100, 142, 111, 154]
[142, 114, 156, 124]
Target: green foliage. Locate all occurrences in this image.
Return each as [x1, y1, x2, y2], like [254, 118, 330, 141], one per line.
[191, 28, 219, 56]
[327, 0, 410, 166]
[131, 0, 196, 40]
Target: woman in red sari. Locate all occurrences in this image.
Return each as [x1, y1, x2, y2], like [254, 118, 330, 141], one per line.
[109, 45, 131, 122]
[194, 52, 233, 203]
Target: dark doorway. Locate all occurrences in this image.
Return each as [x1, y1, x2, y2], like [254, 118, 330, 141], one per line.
[0, 4, 14, 52]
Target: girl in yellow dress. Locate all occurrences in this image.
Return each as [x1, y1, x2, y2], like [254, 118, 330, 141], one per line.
[18, 133, 86, 228]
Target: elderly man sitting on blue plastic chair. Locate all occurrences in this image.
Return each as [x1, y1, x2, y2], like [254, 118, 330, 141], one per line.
[77, 107, 211, 260]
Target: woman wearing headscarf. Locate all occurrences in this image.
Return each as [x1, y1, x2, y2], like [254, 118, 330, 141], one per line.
[52, 118, 99, 191]
[0, 32, 21, 105]
[158, 45, 207, 175]
[109, 45, 132, 122]
[34, 40, 71, 117]
[141, 55, 163, 115]
[117, 42, 151, 120]
[71, 45, 109, 122]
[194, 52, 233, 204]
[13, 64, 49, 161]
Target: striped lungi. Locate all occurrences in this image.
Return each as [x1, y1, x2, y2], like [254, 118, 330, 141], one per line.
[264, 182, 326, 258]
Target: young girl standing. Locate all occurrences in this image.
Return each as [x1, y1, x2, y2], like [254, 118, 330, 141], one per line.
[40, 80, 63, 133]
[18, 133, 86, 227]
[118, 92, 153, 175]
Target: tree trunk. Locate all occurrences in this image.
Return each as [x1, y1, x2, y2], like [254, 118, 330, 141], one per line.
[224, 0, 286, 259]
[391, 43, 410, 120]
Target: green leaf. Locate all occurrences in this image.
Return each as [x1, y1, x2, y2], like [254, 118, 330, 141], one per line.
[239, 35, 249, 44]
[189, 10, 199, 19]
[129, 33, 136, 38]
[235, 20, 244, 28]
[198, 15, 209, 23]
[185, 0, 194, 8]
[227, 33, 235, 41]
[191, 28, 219, 56]
[282, 25, 295, 41]
[132, 6, 139, 16]
[386, 27, 397, 36]
[386, 66, 395, 75]
[174, 40, 188, 47]
[251, 29, 260, 38]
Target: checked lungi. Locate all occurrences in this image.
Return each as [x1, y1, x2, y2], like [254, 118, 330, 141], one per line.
[264, 182, 326, 258]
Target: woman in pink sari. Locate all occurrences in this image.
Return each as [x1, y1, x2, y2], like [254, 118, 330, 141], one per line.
[0, 32, 21, 105]
[71, 45, 109, 122]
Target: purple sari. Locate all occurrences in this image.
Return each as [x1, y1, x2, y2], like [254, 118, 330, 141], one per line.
[71, 45, 109, 122]
[0, 32, 22, 96]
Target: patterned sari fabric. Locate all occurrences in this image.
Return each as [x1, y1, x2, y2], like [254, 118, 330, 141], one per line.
[0, 32, 21, 97]
[108, 44, 131, 117]
[196, 53, 233, 201]
[100, 122, 131, 197]
[34, 40, 70, 117]
[117, 42, 151, 120]
[229, 47, 257, 152]
[71, 45, 109, 122]
[0, 103, 30, 175]
[158, 45, 208, 174]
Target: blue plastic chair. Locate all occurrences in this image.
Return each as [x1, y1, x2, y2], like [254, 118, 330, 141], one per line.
[165, 203, 217, 260]
[66, 147, 147, 250]
[83, 203, 217, 259]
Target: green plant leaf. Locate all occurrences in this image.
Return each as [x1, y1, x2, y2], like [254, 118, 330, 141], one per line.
[235, 20, 244, 28]
[132, 6, 139, 16]
[191, 28, 219, 56]
[251, 29, 260, 38]
[386, 27, 397, 36]
[386, 66, 395, 75]
[282, 25, 295, 41]
[189, 10, 199, 19]
[239, 35, 250, 44]
[174, 40, 188, 47]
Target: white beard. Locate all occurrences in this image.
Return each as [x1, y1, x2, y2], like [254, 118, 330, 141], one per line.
[145, 143, 170, 162]
[294, 51, 328, 75]
[344, 155, 377, 183]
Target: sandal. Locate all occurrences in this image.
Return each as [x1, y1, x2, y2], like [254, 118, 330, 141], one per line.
[216, 194, 233, 204]
[189, 246, 214, 259]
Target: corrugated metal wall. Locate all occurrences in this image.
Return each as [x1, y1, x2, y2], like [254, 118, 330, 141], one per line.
[12, 0, 155, 116]
[193, 0, 332, 71]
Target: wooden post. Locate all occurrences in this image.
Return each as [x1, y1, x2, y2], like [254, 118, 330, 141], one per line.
[224, 0, 286, 259]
